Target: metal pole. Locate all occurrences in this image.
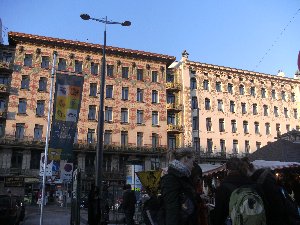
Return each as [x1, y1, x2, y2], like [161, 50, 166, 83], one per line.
[39, 51, 57, 225]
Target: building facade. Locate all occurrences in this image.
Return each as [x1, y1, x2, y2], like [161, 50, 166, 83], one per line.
[170, 51, 300, 161]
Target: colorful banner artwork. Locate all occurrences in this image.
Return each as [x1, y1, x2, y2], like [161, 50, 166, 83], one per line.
[49, 73, 84, 160]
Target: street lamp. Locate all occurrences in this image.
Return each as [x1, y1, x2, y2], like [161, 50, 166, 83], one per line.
[80, 13, 131, 192]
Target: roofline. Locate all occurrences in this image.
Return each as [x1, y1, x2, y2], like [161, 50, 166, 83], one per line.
[186, 60, 300, 83]
[8, 31, 176, 65]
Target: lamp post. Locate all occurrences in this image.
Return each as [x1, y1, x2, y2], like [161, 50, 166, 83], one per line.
[80, 13, 131, 192]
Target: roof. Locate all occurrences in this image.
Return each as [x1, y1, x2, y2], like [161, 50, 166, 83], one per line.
[252, 160, 300, 170]
[8, 31, 176, 65]
[248, 139, 300, 162]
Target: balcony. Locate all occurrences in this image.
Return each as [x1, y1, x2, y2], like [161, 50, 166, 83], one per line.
[166, 103, 183, 111]
[0, 135, 46, 147]
[166, 82, 182, 91]
[0, 60, 14, 71]
[0, 168, 39, 176]
[0, 110, 7, 119]
[167, 124, 184, 133]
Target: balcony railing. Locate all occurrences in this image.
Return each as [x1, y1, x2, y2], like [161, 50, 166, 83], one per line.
[166, 82, 182, 90]
[0, 110, 7, 118]
[167, 124, 184, 133]
[0, 84, 9, 93]
[0, 168, 39, 176]
[0, 60, 14, 71]
[0, 135, 46, 147]
[166, 103, 183, 111]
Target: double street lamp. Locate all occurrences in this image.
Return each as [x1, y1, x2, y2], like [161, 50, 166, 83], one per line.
[80, 14, 131, 192]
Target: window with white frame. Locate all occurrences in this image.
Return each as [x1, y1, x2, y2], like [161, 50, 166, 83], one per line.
[218, 99, 223, 111]
[263, 105, 268, 116]
[34, 124, 43, 141]
[38, 77, 47, 92]
[87, 129, 95, 143]
[265, 123, 270, 135]
[233, 140, 239, 153]
[203, 80, 209, 90]
[245, 140, 250, 153]
[107, 65, 114, 77]
[227, 83, 233, 94]
[21, 75, 29, 90]
[241, 102, 247, 114]
[152, 71, 158, 82]
[192, 96, 198, 109]
[105, 107, 113, 122]
[250, 87, 256, 96]
[152, 133, 159, 148]
[219, 118, 225, 132]
[137, 69, 143, 81]
[216, 81, 222, 92]
[91, 62, 99, 75]
[230, 101, 235, 113]
[243, 121, 249, 133]
[207, 139, 213, 153]
[137, 88, 143, 102]
[284, 108, 288, 118]
[261, 88, 266, 98]
[88, 105, 97, 120]
[104, 130, 112, 145]
[36, 100, 45, 116]
[206, 117, 212, 131]
[122, 67, 129, 79]
[272, 89, 276, 99]
[15, 123, 25, 139]
[106, 85, 113, 98]
[168, 112, 176, 125]
[137, 110, 144, 124]
[90, 83, 97, 97]
[58, 58, 66, 71]
[121, 131, 128, 146]
[231, 120, 237, 133]
[204, 98, 210, 110]
[152, 111, 159, 126]
[122, 87, 129, 100]
[24, 54, 32, 67]
[281, 91, 286, 101]
[294, 109, 298, 119]
[274, 106, 279, 117]
[192, 116, 198, 130]
[152, 90, 158, 103]
[220, 139, 226, 152]
[75, 60, 83, 73]
[239, 85, 244, 95]
[41, 56, 49, 69]
[256, 141, 261, 150]
[18, 99, 27, 114]
[286, 124, 290, 132]
[190, 77, 197, 89]
[291, 93, 296, 102]
[254, 122, 260, 134]
[252, 103, 258, 115]
[121, 108, 128, 123]
[167, 93, 175, 104]
[137, 132, 143, 147]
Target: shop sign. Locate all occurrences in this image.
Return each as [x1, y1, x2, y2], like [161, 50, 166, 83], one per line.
[4, 177, 24, 187]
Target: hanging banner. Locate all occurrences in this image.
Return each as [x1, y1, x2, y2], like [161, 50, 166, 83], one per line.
[39, 153, 53, 176]
[49, 73, 84, 160]
[60, 162, 73, 181]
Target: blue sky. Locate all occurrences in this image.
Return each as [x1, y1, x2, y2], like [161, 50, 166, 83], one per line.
[1, 0, 299, 78]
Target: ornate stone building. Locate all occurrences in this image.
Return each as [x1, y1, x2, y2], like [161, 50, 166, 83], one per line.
[0, 32, 175, 194]
[169, 51, 300, 161]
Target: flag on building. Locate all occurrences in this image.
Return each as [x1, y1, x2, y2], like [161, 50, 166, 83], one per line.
[298, 51, 300, 71]
[49, 73, 84, 160]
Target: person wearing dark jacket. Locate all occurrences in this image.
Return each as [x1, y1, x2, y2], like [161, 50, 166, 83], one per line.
[160, 147, 197, 225]
[123, 184, 136, 225]
[211, 158, 253, 225]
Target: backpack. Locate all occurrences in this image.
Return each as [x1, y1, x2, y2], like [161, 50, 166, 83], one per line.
[227, 185, 266, 225]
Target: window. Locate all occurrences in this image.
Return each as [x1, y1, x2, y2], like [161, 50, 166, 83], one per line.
[11, 151, 23, 169]
[291, 93, 296, 102]
[265, 123, 270, 135]
[274, 106, 279, 117]
[281, 91, 286, 101]
[21, 75, 29, 90]
[121, 131, 128, 147]
[245, 140, 250, 153]
[207, 139, 213, 153]
[231, 120, 237, 133]
[36, 100, 45, 116]
[219, 118, 225, 132]
[87, 129, 95, 143]
[276, 123, 281, 135]
[168, 112, 176, 125]
[294, 109, 298, 119]
[122, 67, 129, 79]
[152, 71, 158, 82]
[152, 133, 159, 148]
[192, 116, 198, 130]
[233, 140, 239, 154]
[204, 98, 210, 110]
[18, 99, 27, 114]
[122, 87, 129, 100]
[15, 123, 25, 139]
[256, 142, 261, 150]
[250, 87, 256, 96]
[121, 108, 128, 123]
[272, 90, 276, 99]
[105, 107, 113, 122]
[88, 105, 97, 120]
[91, 62, 99, 75]
[190, 77, 197, 89]
[263, 105, 268, 116]
[106, 85, 113, 98]
[137, 110, 144, 124]
[90, 83, 97, 97]
[137, 132, 143, 147]
[216, 81, 222, 92]
[1, 51, 13, 62]
[243, 121, 249, 134]
[152, 90, 158, 103]
[152, 111, 158, 126]
[286, 124, 290, 132]
[137, 69, 143, 81]
[41, 56, 49, 69]
[230, 101, 235, 113]
[24, 54, 32, 67]
[75, 60, 82, 73]
[34, 124, 43, 141]
[58, 58, 66, 71]
[107, 65, 114, 77]
[261, 88, 266, 98]
[104, 130, 112, 145]
[239, 85, 244, 95]
[38, 77, 47, 92]
[193, 137, 200, 151]
[137, 88, 143, 102]
[227, 83, 233, 94]
[241, 103, 247, 114]
[0, 99, 6, 111]
[203, 80, 209, 90]
[206, 118, 212, 131]
[252, 103, 258, 115]
[220, 139, 226, 152]
[254, 122, 260, 134]
[218, 99, 223, 111]
[30, 151, 41, 169]
[0, 75, 9, 85]
[167, 93, 175, 104]
[284, 108, 288, 118]
[166, 73, 174, 82]
[192, 96, 198, 109]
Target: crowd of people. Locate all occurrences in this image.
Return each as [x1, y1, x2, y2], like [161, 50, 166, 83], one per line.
[86, 147, 300, 225]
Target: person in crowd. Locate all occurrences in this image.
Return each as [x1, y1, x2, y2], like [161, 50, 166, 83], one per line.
[241, 157, 286, 225]
[211, 158, 253, 225]
[190, 162, 209, 225]
[88, 184, 100, 225]
[123, 184, 136, 225]
[160, 147, 197, 225]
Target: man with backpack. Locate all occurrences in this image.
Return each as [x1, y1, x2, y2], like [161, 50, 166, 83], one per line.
[211, 158, 266, 225]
